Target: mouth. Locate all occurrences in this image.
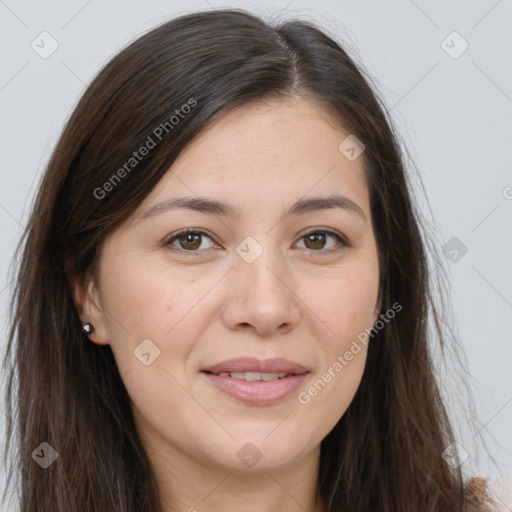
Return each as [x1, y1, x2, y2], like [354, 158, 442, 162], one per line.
[200, 358, 310, 405]
[202, 370, 296, 381]
[200, 356, 309, 376]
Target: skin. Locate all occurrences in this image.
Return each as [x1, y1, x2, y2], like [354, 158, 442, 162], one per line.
[74, 94, 381, 512]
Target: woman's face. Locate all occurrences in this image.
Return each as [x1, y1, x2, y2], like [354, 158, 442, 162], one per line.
[83, 94, 380, 472]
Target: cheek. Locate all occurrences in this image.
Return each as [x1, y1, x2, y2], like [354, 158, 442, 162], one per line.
[313, 267, 378, 350]
[100, 252, 183, 333]
[98, 260, 212, 428]
[300, 264, 377, 411]
[99, 255, 221, 371]
[101, 264, 170, 340]
[296, 319, 369, 451]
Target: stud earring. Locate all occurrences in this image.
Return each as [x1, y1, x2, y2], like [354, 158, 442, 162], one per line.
[81, 323, 95, 335]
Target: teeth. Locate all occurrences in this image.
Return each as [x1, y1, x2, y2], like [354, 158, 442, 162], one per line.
[216, 371, 290, 381]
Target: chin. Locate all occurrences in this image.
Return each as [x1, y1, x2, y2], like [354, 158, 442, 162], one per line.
[202, 431, 314, 473]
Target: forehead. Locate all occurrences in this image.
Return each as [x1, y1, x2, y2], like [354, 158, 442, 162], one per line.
[136, 95, 370, 219]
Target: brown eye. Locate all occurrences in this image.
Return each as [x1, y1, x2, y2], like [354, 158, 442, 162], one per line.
[177, 233, 202, 250]
[304, 232, 327, 250]
[296, 230, 348, 253]
[165, 228, 348, 255]
[165, 230, 216, 252]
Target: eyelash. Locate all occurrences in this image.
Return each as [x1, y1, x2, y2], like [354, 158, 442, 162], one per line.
[164, 228, 350, 255]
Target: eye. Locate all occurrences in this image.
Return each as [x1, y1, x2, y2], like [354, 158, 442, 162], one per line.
[295, 229, 349, 253]
[164, 229, 218, 252]
[164, 228, 349, 254]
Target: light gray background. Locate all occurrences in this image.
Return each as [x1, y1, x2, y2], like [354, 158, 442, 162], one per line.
[1, 0, 511, 509]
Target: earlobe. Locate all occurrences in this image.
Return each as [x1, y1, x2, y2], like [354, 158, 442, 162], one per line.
[67, 264, 110, 346]
[81, 279, 110, 346]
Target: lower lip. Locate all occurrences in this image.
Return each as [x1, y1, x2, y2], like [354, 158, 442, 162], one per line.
[202, 372, 309, 405]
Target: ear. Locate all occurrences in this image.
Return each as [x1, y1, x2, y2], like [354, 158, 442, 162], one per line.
[67, 263, 110, 346]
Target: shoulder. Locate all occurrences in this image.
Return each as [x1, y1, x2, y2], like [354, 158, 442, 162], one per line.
[464, 476, 511, 512]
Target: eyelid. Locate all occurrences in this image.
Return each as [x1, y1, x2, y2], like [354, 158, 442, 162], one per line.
[297, 227, 349, 245]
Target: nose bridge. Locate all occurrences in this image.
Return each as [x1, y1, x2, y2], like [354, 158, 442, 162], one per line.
[237, 238, 288, 302]
[226, 236, 300, 334]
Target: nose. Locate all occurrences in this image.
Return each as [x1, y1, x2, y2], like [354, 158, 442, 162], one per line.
[221, 248, 301, 337]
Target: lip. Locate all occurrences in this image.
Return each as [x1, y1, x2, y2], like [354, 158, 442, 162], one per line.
[201, 357, 310, 405]
[201, 357, 309, 375]
[202, 372, 309, 405]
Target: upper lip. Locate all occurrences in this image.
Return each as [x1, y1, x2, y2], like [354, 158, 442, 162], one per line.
[201, 357, 309, 375]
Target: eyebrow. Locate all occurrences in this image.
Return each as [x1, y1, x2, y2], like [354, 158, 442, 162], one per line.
[139, 194, 367, 221]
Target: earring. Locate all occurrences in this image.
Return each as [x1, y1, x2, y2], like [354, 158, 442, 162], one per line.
[82, 323, 95, 335]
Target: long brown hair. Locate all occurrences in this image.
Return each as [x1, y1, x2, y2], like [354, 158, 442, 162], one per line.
[1, 8, 486, 511]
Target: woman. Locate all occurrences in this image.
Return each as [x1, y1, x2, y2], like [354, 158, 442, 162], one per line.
[1, 8, 502, 512]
